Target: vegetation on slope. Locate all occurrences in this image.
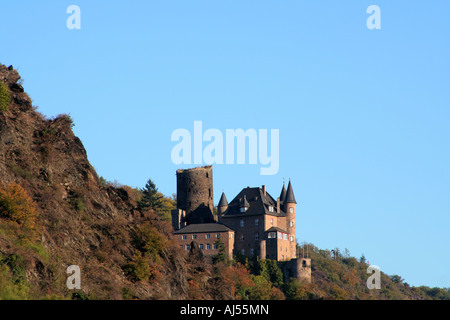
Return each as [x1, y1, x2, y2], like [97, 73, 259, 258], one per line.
[0, 63, 448, 300]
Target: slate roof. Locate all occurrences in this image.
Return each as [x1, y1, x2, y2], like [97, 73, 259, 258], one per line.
[285, 180, 297, 204]
[279, 184, 287, 203]
[221, 187, 286, 218]
[265, 226, 289, 234]
[218, 192, 228, 207]
[173, 223, 233, 234]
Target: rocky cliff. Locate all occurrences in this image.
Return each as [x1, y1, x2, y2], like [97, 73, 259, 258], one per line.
[0, 63, 191, 299]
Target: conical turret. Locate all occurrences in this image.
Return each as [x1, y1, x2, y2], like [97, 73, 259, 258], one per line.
[285, 179, 296, 204]
[218, 191, 228, 221]
[280, 182, 287, 203]
[218, 191, 228, 207]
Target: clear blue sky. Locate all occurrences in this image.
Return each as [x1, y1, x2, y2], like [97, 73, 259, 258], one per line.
[1, 1, 449, 289]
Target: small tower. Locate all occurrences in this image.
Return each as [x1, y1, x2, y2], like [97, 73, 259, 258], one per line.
[285, 179, 297, 259]
[217, 191, 228, 222]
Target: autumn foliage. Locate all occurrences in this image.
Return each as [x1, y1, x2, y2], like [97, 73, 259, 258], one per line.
[0, 183, 38, 230]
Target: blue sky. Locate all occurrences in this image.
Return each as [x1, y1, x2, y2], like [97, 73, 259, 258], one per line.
[1, 1, 449, 288]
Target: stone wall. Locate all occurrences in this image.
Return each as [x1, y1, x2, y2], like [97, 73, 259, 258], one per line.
[176, 165, 214, 216]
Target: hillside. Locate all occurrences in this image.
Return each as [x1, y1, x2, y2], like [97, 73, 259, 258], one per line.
[0, 63, 448, 300]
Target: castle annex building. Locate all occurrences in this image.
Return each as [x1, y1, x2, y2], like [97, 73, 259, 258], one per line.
[172, 166, 311, 282]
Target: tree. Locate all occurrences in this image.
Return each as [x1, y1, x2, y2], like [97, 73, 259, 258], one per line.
[137, 179, 163, 211]
[359, 254, 366, 264]
[391, 274, 404, 284]
[212, 238, 226, 265]
[0, 183, 38, 230]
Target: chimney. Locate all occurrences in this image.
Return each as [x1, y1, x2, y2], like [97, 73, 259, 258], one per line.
[262, 185, 266, 196]
[276, 197, 280, 213]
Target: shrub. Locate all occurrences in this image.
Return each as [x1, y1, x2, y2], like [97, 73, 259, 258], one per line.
[0, 183, 39, 230]
[123, 251, 155, 282]
[131, 222, 166, 263]
[55, 113, 75, 128]
[0, 82, 10, 112]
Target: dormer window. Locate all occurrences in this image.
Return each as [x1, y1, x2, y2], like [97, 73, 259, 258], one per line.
[268, 206, 274, 212]
[240, 195, 249, 213]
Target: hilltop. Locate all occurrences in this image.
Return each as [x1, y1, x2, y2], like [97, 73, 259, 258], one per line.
[0, 63, 448, 300]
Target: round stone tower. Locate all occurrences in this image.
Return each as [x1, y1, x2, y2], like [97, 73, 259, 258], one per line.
[284, 180, 297, 259]
[176, 165, 214, 216]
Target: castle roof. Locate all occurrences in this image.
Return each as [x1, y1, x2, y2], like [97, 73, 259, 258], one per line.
[279, 183, 287, 203]
[285, 180, 297, 204]
[173, 223, 233, 234]
[221, 186, 286, 217]
[218, 191, 228, 207]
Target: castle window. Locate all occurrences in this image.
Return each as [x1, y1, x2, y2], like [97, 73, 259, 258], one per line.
[255, 233, 259, 240]
[278, 232, 282, 239]
[269, 206, 274, 212]
[270, 219, 273, 226]
[230, 233, 233, 239]
[268, 232, 276, 239]
[192, 234, 197, 240]
[290, 235, 294, 242]
[240, 234, 245, 241]
[241, 249, 245, 255]
[283, 233, 288, 240]
[302, 260, 307, 267]
[206, 244, 211, 250]
[290, 220, 294, 227]
[240, 219, 244, 227]
[200, 244, 204, 250]
[186, 245, 190, 251]
[206, 234, 210, 239]
[206, 172, 209, 178]
[255, 218, 259, 226]
[182, 235, 186, 240]
[209, 188, 211, 197]
[216, 233, 220, 238]
[250, 248, 254, 255]
[213, 244, 217, 250]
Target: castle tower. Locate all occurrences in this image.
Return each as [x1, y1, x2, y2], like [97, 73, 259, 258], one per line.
[176, 165, 214, 215]
[282, 258, 311, 284]
[297, 258, 312, 283]
[175, 166, 215, 226]
[285, 180, 297, 259]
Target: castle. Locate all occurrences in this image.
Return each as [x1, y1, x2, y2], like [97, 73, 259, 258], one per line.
[171, 165, 311, 283]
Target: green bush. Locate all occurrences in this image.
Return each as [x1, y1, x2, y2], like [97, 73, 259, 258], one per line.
[0, 82, 10, 112]
[122, 252, 152, 282]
